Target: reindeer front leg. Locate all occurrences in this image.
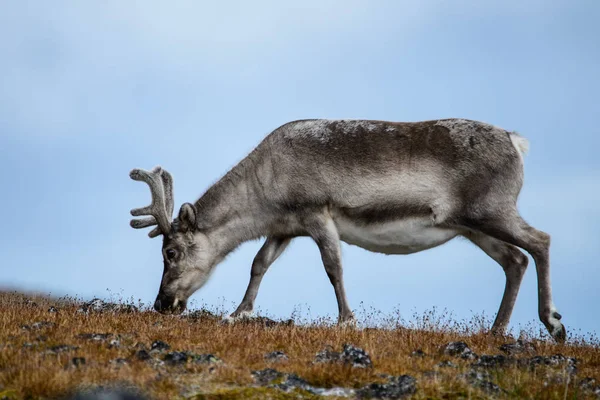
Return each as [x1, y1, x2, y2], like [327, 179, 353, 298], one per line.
[230, 236, 291, 318]
[307, 215, 354, 323]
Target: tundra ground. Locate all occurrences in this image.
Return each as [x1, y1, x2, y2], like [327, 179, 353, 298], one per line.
[0, 291, 598, 399]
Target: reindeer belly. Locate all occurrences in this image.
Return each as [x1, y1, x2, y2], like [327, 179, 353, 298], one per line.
[334, 216, 459, 255]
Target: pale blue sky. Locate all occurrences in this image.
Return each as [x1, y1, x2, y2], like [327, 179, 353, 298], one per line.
[1, 1, 598, 336]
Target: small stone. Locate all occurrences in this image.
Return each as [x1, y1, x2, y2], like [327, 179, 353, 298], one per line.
[463, 369, 492, 382]
[191, 354, 221, 365]
[22, 321, 55, 331]
[136, 350, 151, 361]
[579, 377, 597, 390]
[410, 349, 425, 357]
[357, 375, 417, 399]
[499, 339, 535, 355]
[312, 387, 356, 397]
[315, 344, 372, 368]
[252, 368, 285, 385]
[150, 340, 170, 353]
[108, 338, 121, 349]
[48, 306, 59, 313]
[314, 345, 341, 363]
[110, 358, 128, 366]
[472, 354, 513, 368]
[72, 357, 86, 367]
[76, 298, 139, 314]
[77, 333, 111, 342]
[186, 309, 220, 322]
[436, 360, 457, 368]
[77, 299, 106, 314]
[442, 341, 477, 360]
[525, 354, 578, 374]
[475, 380, 502, 394]
[463, 369, 503, 394]
[47, 344, 79, 354]
[228, 314, 294, 328]
[163, 351, 188, 366]
[274, 373, 313, 393]
[23, 299, 38, 308]
[264, 351, 288, 362]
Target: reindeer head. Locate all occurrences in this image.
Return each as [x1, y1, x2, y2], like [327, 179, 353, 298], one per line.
[129, 166, 213, 314]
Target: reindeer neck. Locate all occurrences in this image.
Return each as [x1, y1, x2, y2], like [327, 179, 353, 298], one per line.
[193, 157, 266, 257]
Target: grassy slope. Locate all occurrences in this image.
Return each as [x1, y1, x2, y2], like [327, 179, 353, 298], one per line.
[0, 291, 598, 399]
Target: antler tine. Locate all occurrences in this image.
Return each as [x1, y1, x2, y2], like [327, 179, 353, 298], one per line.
[129, 166, 173, 237]
[161, 169, 174, 219]
[130, 216, 157, 229]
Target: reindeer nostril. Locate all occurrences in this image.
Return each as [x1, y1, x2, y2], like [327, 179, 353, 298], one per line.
[154, 299, 162, 312]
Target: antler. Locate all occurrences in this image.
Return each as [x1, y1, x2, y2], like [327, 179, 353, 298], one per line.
[129, 166, 174, 238]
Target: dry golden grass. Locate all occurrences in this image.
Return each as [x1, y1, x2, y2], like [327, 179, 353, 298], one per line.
[0, 291, 598, 399]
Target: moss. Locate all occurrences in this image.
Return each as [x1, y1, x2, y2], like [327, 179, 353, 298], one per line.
[0, 389, 19, 400]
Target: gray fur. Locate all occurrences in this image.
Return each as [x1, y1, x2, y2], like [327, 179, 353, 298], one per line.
[130, 118, 565, 342]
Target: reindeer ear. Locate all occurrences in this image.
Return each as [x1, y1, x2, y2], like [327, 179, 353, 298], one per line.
[178, 203, 196, 232]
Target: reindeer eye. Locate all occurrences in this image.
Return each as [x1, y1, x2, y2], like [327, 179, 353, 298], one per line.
[165, 249, 177, 260]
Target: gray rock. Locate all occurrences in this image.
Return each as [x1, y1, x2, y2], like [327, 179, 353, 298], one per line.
[46, 344, 79, 354]
[314, 345, 341, 363]
[23, 299, 38, 308]
[436, 360, 457, 368]
[252, 368, 285, 385]
[341, 344, 372, 368]
[579, 377, 597, 391]
[265, 351, 289, 362]
[525, 354, 578, 374]
[252, 368, 356, 398]
[135, 350, 151, 361]
[442, 341, 477, 360]
[410, 349, 425, 357]
[185, 309, 220, 322]
[498, 339, 536, 355]
[463, 369, 503, 394]
[77, 299, 138, 314]
[472, 354, 514, 368]
[77, 333, 112, 342]
[190, 353, 221, 365]
[474, 380, 503, 394]
[150, 340, 170, 353]
[22, 321, 55, 331]
[163, 351, 188, 366]
[312, 387, 356, 397]
[110, 358, 128, 366]
[315, 344, 372, 368]
[357, 375, 417, 399]
[273, 373, 313, 393]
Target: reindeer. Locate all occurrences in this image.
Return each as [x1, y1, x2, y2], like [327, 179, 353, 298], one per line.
[129, 118, 565, 341]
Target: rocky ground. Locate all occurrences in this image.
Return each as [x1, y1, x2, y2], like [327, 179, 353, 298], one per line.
[0, 292, 599, 399]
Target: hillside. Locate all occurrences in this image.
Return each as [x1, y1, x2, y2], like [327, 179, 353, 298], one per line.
[0, 291, 598, 399]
